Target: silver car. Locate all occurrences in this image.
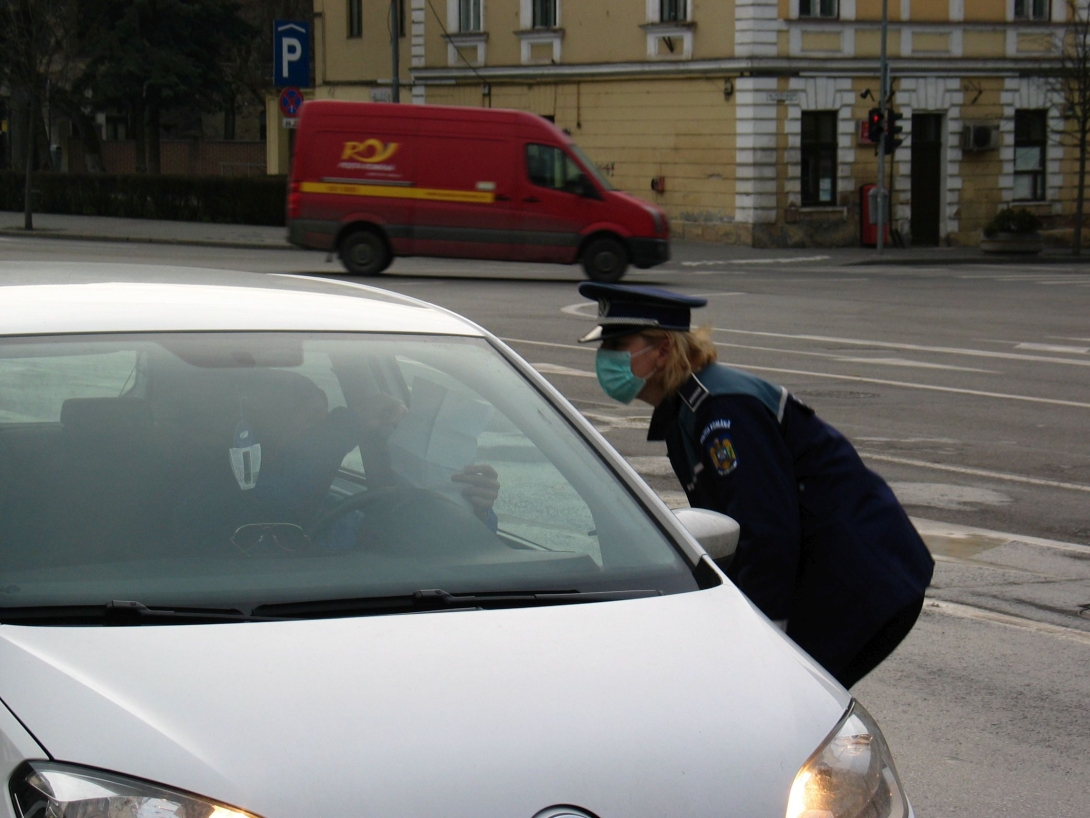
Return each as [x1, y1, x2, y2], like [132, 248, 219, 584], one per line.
[0, 264, 911, 818]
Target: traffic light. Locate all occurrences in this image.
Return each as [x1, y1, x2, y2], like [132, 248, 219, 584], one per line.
[867, 108, 884, 144]
[884, 110, 905, 153]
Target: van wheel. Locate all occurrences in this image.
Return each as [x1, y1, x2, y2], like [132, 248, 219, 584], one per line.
[581, 237, 629, 282]
[339, 230, 391, 276]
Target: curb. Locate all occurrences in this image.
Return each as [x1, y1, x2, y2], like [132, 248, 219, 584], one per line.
[845, 252, 1090, 266]
[4, 227, 1090, 267]
[0, 228, 300, 253]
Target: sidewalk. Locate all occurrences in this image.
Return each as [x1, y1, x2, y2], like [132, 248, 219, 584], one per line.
[0, 212, 293, 251]
[3, 211, 1088, 266]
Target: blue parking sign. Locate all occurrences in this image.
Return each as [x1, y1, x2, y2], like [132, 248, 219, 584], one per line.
[274, 20, 310, 88]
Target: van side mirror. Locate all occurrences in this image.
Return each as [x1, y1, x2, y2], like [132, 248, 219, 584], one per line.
[672, 508, 740, 566]
[576, 176, 600, 199]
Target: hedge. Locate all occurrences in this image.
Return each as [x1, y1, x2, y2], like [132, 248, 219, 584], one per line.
[0, 171, 287, 226]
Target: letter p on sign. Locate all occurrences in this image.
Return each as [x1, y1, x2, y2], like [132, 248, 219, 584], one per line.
[274, 20, 310, 88]
[282, 38, 301, 78]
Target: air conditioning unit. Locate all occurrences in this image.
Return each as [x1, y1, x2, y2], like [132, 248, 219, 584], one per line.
[961, 124, 1000, 152]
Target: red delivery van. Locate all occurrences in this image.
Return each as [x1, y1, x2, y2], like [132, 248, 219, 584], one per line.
[287, 101, 669, 281]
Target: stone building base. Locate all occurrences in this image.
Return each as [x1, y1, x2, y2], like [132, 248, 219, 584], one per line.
[672, 207, 861, 249]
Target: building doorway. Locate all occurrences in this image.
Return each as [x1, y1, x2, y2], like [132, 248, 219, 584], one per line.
[910, 114, 944, 246]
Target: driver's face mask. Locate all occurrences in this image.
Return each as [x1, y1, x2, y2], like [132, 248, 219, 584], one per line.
[229, 419, 262, 490]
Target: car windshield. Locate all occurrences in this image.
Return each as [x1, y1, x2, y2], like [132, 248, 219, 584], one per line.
[570, 144, 615, 191]
[0, 332, 697, 615]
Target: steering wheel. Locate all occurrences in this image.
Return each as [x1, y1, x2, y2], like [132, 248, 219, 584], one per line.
[308, 485, 505, 558]
[308, 486, 405, 541]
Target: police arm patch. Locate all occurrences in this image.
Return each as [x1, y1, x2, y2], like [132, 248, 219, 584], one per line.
[707, 435, 738, 476]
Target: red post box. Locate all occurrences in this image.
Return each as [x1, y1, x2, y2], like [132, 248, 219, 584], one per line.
[860, 184, 890, 247]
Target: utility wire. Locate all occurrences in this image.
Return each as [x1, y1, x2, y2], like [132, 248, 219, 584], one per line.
[424, 0, 491, 87]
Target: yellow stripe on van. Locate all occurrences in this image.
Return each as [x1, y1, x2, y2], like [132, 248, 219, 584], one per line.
[300, 181, 495, 204]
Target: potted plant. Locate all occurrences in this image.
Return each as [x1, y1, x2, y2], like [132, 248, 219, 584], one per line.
[980, 207, 1044, 255]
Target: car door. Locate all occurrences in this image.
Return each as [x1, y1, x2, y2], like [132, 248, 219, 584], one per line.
[517, 142, 600, 263]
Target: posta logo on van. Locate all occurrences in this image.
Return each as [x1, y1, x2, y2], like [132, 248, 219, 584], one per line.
[340, 139, 399, 164]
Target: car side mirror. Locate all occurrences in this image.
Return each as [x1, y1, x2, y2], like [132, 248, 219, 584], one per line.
[672, 508, 740, 566]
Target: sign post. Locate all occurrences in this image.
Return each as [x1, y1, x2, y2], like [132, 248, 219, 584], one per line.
[876, 0, 889, 256]
[274, 20, 310, 89]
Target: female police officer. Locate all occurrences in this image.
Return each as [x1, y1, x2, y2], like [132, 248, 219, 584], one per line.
[578, 282, 934, 688]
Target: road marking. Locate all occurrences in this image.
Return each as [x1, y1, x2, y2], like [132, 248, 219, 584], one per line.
[958, 272, 1090, 280]
[680, 255, 830, 266]
[735, 364, 1090, 410]
[514, 344, 1089, 410]
[531, 363, 595, 378]
[1016, 342, 1090, 355]
[716, 341, 999, 373]
[833, 357, 998, 372]
[925, 600, 1090, 647]
[580, 411, 650, 430]
[776, 277, 870, 283]
[561, 302, 601, 318]
[560, 295, 745, 321]
[890, 482, 1011, 510]
[712, 327, 1090, 368]
[911, 517, 1090, 554]
[626, 455, 677, 477]
[858, 451, 1090, 493]
[503, 337, 586, 351]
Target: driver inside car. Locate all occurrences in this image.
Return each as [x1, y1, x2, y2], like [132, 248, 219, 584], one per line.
[173, 372, 500, 555]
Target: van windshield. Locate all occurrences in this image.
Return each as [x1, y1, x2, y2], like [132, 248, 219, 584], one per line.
[0, 332, 698, 618]
[570, 144, 615, 191]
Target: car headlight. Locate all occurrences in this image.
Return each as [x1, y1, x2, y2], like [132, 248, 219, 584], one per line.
[645, 207, 665, 235]
[10, 761, 261, 818]
[785, 701, 910, 818]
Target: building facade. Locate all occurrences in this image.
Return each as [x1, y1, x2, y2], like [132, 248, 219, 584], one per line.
[272, 0, 1075, 247]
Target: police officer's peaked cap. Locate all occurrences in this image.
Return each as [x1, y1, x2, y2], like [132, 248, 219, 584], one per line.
[577, 283, 708, 343]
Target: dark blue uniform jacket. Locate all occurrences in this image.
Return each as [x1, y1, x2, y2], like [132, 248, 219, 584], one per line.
[648, 363, 934, 674]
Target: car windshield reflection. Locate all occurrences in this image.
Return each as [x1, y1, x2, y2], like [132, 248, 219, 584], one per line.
[0, 333, 698, 616]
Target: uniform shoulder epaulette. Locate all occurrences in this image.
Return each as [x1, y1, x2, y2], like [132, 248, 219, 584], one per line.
[678, 374, 709, 413]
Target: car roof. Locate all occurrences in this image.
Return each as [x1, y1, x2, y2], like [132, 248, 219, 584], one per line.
[0, 264, 483, 338]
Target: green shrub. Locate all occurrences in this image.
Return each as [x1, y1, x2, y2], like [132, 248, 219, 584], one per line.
[0, 171, 287, 226]
[983, 207, 1042, 238]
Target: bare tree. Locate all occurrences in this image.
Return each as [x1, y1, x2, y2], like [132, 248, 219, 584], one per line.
[0, 0, 74, 229]
[1046, 0, 1090, 254]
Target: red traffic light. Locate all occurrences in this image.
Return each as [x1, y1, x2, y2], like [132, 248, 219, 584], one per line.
[867, 108, 884, 144]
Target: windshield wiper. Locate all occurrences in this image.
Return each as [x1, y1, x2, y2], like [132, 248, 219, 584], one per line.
[0, 600, 276, 626]
[252, 587, 662, 619]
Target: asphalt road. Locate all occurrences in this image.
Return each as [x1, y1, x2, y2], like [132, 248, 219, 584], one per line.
[3, 236, 1089, 817]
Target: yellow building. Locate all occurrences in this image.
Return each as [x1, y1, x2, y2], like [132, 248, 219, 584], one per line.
[270, 0, 1071, 247]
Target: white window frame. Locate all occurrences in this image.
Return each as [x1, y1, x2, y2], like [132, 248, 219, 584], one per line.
[798, 0, 839, 19]
[661, 0, 689, 22]
[458, 0, 482, 31]
[446, 0, 488, 66]
[1013, 109, 1048, 201]
[643, 0, 694, 60]
[1013, 0, 1050, 19]
[520, 0, 560, 30]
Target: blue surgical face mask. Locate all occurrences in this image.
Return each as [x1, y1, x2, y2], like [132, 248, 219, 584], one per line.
[595, 344, 654, 404]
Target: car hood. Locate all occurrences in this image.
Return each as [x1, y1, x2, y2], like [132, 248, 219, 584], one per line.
[0, 585, 847, 818]
[607, 189, 663, 215]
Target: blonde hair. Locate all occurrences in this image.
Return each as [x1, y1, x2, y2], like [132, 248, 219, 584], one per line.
[641, 326, 718, 396]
